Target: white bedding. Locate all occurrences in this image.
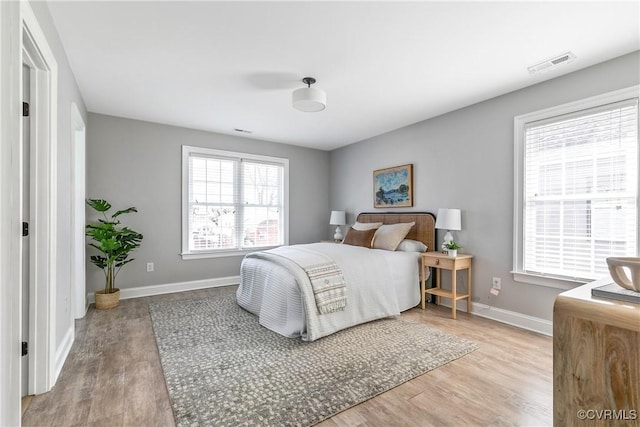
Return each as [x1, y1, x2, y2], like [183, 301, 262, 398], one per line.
[236, 242, 425, 341]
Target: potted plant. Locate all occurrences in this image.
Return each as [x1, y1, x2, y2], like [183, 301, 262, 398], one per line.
[442, 240, 462, 257]
[86, 199, 143, 309]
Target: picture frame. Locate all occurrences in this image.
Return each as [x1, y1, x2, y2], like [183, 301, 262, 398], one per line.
[373, 164, 413, 208]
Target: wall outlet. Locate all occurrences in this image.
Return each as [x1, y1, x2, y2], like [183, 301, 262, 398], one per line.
[146, 262, 154, 272]
[492, 277, 501, 290]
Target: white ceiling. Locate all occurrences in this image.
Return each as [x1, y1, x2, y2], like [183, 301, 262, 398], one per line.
[48, 1, 639, 151]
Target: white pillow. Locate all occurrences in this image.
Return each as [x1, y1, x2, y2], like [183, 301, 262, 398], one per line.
[372, 222, 415, 251]
[396, 239, 427, 253]
[352, 221, 383, 231]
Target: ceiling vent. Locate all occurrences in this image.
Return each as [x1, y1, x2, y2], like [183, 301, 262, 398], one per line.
[528, 51, 576, 75]
[234, 128, 252, 134]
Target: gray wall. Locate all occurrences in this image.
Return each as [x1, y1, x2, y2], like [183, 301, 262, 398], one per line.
[329, 51, 640, 321]
[86, 114, 330, 292]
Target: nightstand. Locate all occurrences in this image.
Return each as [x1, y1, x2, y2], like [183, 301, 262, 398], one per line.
[420, 252, 473, 319]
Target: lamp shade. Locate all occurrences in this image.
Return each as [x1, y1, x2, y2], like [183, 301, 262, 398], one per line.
[329, 210, 346, 225]
[292, 87, 326, 112]
[435, 208, 461, 231]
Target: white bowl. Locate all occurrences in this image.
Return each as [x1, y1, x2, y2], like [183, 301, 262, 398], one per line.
[606, 257, 640, 292]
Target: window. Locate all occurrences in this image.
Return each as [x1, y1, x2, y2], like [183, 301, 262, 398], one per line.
[514, 87, 639, 289]
[181, 146, 288, 259]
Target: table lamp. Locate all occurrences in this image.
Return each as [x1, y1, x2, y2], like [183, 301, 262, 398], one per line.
[435, 208, 461, 248]
[329, 210, 346, 241]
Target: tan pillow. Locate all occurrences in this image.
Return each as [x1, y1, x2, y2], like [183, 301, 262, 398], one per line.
[352, 221, 383, 231]
[342, 227, 376, 248]
[372, 222, 415, 251]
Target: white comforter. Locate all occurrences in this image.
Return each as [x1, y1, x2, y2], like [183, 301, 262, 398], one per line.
[237, 242, 423, 341]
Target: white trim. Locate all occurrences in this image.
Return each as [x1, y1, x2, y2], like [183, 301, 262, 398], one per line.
[95, 276, 552, 337]
[70, 102, 86, 319]
[470, 302, 553, 336]
[515, 86, 640, 126]
[437, 300, 553, 336]
[181, 248, 273, 260]
[511, 271, 584, 290]
[86, 276, 240, 304]
[21, 1, 59, 395]
[513, 85, 640, 289]
[0, 1, 23, 425]
[54, 328, 74, 381]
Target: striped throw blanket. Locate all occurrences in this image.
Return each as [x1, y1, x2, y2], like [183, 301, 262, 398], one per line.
[304, 262, 347, 314]
[247, 245, 348, 315]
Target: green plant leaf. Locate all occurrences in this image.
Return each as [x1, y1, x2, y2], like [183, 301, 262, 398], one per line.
[115, 258, 135, 268]
[89, 255, 108, 269]
[444, 240, 462, 250]
[86, 199, 111, 212]
[113, 207, 138, 218]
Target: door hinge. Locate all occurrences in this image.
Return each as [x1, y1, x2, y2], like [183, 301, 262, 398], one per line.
[22, 102, 29, 117]
[22, 222, 29, 237]
[22, 341, 28, 356]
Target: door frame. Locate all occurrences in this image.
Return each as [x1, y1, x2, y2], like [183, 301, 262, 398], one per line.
[0, 2, 23, 425]
[21, 1, 59, 396]
[71, 102, 86, 319]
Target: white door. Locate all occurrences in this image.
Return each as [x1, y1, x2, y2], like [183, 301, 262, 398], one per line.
[21, 63, 31, 398]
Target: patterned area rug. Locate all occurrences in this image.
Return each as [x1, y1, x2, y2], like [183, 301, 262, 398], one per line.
[149, 294, 478, 427]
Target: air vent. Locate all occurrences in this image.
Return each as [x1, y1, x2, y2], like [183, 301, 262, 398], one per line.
[528, 51, 576, 75]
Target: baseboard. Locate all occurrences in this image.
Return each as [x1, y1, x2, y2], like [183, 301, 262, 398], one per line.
[54, 326, 74, 382]
[86, 276, 240, 304]
[437, 300, 553, 336]
[83, 276, 553, 336]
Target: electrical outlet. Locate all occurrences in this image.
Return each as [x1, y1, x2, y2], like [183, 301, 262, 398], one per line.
[146, 262, 154, 272]
[492, 277, 501, 289]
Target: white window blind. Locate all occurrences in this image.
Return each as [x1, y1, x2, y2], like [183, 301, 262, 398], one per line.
[182, 146, 288, 257]
[522, 98, 638, 281]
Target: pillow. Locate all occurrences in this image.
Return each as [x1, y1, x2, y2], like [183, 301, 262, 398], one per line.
[372, 222, 415, 251]
[342, 227, 376, 248]
[352, 221, 383, 231]
[396, 239, 427, 253]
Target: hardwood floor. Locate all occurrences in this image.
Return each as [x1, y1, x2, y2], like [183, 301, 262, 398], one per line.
[22, 285, 552, 427]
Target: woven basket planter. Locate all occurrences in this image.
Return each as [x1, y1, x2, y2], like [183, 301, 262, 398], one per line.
[95, 288, 120, 310]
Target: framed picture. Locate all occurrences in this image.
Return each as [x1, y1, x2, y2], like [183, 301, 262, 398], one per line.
[373, 164, 413, 208]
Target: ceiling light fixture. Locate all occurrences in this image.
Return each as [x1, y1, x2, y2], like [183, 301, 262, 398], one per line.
[292, 77, 326, 112]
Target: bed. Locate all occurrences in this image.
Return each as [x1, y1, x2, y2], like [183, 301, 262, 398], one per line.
[236, 212, 436, 341]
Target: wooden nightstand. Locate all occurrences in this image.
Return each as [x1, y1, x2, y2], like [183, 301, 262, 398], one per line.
[420, 252, 473, 319]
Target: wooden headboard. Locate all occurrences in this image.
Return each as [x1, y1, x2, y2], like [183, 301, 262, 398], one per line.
[356, 212, 436, 252]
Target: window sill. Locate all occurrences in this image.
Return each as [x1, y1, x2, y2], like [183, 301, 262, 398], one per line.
[181, 246, 279, 260]
[511, 271, 587, 291]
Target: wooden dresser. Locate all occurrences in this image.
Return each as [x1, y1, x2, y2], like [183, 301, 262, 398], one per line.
[553, 277, 640, 426]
